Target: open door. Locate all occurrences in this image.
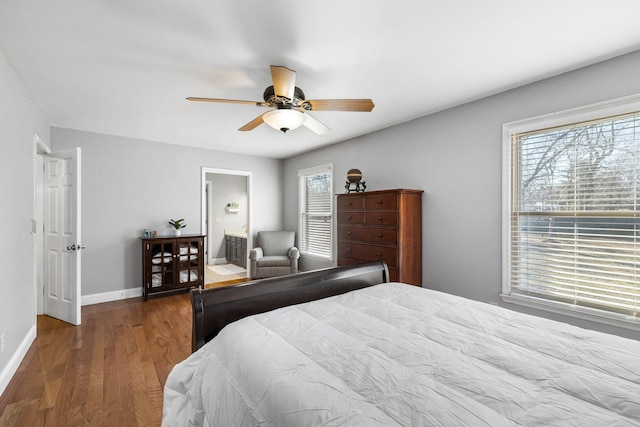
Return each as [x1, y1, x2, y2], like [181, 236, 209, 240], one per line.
[201, 167, 252, 277]
[43, 147, 82, 325]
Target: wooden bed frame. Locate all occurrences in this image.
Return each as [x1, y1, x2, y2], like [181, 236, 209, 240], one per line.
[190, 261, 390, 352]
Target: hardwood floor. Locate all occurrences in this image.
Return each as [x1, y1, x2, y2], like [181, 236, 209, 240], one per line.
[205, 277, 248, 288]
[0, 292, 192, 426]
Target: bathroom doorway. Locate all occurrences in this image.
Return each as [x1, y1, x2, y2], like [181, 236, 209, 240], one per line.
[201, 167, 252, 285]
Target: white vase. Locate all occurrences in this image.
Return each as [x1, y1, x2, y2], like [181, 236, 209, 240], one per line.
[174, 229, 181, 236]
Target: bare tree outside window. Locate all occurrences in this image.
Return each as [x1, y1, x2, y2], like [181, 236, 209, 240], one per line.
[509, 112, 639, 318]
[520, 115, 637, 212]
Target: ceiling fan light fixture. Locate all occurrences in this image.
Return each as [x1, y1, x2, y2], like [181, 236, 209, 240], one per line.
[263, 109, 306, 133]
[190, 65, 373, 134]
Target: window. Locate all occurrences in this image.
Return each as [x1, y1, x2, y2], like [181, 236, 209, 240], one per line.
[502, 96, 639, 329]
[298, 164, 333, 259]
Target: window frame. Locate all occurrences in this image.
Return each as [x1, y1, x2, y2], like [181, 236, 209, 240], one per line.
[298, 163, 334, 261]
[501, 94, 640, 331]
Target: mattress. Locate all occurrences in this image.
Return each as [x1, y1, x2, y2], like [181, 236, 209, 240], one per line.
[162, 283, 640, 426]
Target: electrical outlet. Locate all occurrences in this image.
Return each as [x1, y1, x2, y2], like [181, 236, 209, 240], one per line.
[0, 333, 5, 355]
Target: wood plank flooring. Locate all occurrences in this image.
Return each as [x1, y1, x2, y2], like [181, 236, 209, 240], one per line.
[0, 292, 193, 426]
[205, 277, 248, 288]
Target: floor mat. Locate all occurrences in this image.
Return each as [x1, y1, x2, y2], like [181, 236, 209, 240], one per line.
[208, 264, 246, 275]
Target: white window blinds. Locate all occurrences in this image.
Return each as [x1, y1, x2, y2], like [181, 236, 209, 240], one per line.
[507, 109, 639, 324]
[299, 164, 333, 259]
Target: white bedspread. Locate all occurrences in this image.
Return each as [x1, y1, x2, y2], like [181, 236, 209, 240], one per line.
[163, 283, 640, 426]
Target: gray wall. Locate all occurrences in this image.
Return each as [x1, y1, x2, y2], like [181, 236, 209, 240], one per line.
[283, 51, 640, 339]
[50, 128, 282, 297]
[0, 51, 50, 391]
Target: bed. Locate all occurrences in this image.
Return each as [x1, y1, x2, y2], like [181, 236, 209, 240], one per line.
[163, 262, 640, 426]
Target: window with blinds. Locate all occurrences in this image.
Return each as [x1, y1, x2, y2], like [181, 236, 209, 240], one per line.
[503, 98, 639, 328]
[298, 164, 333, 259]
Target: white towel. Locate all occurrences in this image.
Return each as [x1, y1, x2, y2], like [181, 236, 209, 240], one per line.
[151, 273, 162, 287]
[180, 269, 199, 283]
[152, 252, 173, 264]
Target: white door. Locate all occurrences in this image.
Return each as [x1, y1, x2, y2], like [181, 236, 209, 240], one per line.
[43, 148, 82, 325]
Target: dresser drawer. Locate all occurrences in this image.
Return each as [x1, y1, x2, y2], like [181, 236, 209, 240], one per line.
[365, 194, 398, 211]
[338, 226, 397, 245]
[338, 242, 398, 266]
[337, 196, 364, 211]
[337, 211, 365, 225]
[365, 211, 398, 227]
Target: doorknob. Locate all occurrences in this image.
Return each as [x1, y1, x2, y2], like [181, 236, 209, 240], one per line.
[66, 244, 86, 251]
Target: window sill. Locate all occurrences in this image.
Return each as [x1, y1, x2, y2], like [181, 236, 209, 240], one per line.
[300, 252, 333, 262]
[500, 293, 640, 332]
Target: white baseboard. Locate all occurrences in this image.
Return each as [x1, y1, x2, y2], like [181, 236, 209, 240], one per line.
[82, 287, 142, 306]
[0, 325, 36, 398]
[209, 257, 227, 265]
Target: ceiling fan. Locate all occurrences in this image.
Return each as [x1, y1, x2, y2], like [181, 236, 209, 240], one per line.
[187, 65, 375, 134]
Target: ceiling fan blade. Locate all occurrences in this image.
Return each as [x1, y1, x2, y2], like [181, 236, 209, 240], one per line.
[270, 65, 296, 100]
[238, 113, 266, 131]
[302, 112, 330, 135]
[186, 97, 262, 106]
[305, 99, 375, 112]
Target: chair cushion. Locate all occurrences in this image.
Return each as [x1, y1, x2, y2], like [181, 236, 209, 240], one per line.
[258, 231, 295, 256]
[256, 255, 291, 268]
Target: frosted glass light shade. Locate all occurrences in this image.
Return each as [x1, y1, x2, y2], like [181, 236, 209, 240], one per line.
[263, 109, 306, 133]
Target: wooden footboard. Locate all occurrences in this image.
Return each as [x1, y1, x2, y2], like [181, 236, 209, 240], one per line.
[190, 261, 390, 352]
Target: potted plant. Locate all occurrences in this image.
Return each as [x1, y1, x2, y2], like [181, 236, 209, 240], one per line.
[225, 202, 240, 213]
[169, 218, 186, 236]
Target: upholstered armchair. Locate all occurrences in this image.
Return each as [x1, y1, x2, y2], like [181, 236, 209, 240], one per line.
[249, 231, 300, 279]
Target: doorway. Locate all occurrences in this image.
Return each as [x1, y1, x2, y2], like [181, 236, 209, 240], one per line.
[34, 134, 82, 325]
[201, 167, 252, 285]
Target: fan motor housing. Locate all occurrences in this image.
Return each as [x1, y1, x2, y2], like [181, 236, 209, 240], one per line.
[263, 85, 305, 105]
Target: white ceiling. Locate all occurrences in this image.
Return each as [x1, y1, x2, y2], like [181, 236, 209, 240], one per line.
[0, 1, 638, 159]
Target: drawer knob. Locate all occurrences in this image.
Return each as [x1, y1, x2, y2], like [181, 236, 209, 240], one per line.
[376, 253, 382, 257]
[377, 200, 383, 204]
[347, 231, 352, 235]
[377, 216, 383, 220]
[347, 216, 352, 220]
[377, 233, 383, 237]
[346, 248, 352, 252]
[348, 202, 352, 206]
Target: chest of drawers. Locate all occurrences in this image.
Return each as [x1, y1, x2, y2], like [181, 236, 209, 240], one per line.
[336, 189, 423, 285]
